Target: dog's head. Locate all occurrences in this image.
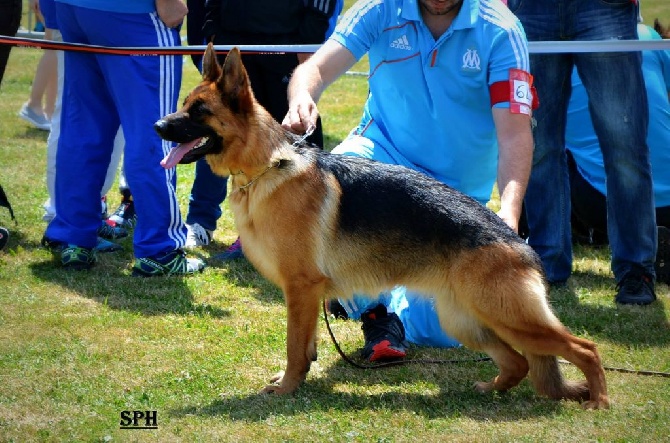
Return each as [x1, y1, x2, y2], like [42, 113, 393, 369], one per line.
[155, 44, 256, 169]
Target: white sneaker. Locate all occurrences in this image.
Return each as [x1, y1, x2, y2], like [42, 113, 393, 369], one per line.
[185, 223, 213, 248]
[18, 103, 51, 131]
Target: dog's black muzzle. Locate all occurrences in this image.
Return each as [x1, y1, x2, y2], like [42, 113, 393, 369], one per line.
[153, 113, 207, 144]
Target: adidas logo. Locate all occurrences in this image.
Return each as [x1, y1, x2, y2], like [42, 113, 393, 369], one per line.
[390, 35, 412, 50]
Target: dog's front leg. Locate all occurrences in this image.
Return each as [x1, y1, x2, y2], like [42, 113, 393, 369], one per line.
[260, 279, 323, 395]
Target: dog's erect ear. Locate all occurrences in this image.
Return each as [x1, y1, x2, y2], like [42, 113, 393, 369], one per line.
[202, 42, 222, 82]
[219, 47, 254, 113]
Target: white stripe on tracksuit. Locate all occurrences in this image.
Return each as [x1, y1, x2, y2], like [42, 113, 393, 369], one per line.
[151, 12, 186, 247]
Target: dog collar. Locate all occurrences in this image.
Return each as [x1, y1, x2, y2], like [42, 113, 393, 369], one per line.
[233, 160, 281, 193]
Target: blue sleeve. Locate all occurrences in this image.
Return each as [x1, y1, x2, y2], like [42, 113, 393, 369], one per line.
[331, 0, 385, 61]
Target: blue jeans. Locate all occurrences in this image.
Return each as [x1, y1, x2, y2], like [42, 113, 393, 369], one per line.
[509, 0, 657, 282]
[186, 158, 227, 232]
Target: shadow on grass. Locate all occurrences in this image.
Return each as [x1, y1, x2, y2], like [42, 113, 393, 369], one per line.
[27, 237, 231, 318]
[203, 243, 285, 305]
[169, 356, 564, 422]
[548, 269, 670, 348]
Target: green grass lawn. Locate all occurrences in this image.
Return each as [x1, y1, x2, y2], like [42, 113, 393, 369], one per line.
[0, 1, 668, 442]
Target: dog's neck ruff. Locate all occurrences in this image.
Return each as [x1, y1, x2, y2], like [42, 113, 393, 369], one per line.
[229, 128, 306, 193]
[231, 160, 281, 193]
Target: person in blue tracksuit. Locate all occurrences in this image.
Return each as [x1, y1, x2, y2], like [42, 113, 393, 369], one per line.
[45, 0, 205, 276]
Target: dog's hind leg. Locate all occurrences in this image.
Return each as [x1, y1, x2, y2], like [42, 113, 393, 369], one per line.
[472, 337, 529, 394]
[260, 277, 324, 395]
[476, 307, 608, 409]
[433, 302, 529, 394]
[522, 332, 609, 410]
[479, 312, 609, 409]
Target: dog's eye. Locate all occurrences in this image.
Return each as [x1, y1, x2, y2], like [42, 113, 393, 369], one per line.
[191, 101, 212, 119]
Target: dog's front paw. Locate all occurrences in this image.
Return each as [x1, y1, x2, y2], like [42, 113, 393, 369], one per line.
[258, 370, 303, 395]
[259, 371, 285, 394]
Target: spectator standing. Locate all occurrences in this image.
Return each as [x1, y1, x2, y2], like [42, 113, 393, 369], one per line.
[284, 0, 534, 360]
[45, 0, 204, 276]
[510, 0, 658, 305]
[38, 0, 127, 252]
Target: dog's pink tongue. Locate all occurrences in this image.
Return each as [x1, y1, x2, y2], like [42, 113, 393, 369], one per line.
[160, 139, 201, 169]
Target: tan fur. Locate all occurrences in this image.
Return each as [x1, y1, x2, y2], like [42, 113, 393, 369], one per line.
[160, 45, 609, 410]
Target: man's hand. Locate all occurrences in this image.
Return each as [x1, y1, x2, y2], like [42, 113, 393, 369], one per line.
[282, 91, 319, 136]
[156, 0, 188, 29]
[496, 207, 519, 234]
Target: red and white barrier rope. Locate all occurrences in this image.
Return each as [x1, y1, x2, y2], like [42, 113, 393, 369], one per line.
[0, 35, 669, 56]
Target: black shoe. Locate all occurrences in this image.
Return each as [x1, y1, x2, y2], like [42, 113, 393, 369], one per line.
[615, 266, 656, 305]
[108, 200, 137, 230]
[97, 219, 128, 240]
[655, 226, 670, 285]
[42, 234, 121, 254]
[41, 235, 65, 253]
[360, 304, 408, 362]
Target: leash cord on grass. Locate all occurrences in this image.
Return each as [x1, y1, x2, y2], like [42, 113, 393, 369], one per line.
[322, 300, 670, 377]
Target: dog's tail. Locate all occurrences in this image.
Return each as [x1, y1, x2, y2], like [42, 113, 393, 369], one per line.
[526, 354, 590, 402]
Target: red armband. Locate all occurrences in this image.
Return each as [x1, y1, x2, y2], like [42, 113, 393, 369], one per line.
[489, 68, 539, 115]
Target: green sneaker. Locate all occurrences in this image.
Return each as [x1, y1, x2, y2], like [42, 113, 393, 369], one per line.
[61, 245, 96, 270]
[132, 249, 205, 277]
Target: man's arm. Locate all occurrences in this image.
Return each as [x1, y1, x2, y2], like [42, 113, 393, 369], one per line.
[492, 108, 534, 233]
[156, 0, 188, 29]
[283, 39, 357, 135]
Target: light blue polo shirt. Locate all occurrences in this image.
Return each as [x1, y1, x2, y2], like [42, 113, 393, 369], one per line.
[331, 0, 529, 204]
[566, 24, 670, 208]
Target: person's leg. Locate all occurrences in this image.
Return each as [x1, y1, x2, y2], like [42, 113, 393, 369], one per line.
[523, 55, 575, 285]
[186, 160, 226, 233]
[387, 287, 461, 348]
[45, 4, 120, 254]
[512, 0, 574, 285]
[20, 47, 57, 126]
[577, 66, 655, 279]
[573, 3, 656, 301]
[102, 128, 124, 197]
[568, 151, 609, 245]
[43, 32, 63, 223]
[92, 11, 187, 259]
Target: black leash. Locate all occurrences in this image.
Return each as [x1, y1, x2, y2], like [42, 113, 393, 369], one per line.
[321, 300, 670, 377]
[321, 299, 492, 369]
[0, 185, 16, 223]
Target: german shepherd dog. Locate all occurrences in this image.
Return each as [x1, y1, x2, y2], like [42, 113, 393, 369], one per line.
[154, 45, 609, 409]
